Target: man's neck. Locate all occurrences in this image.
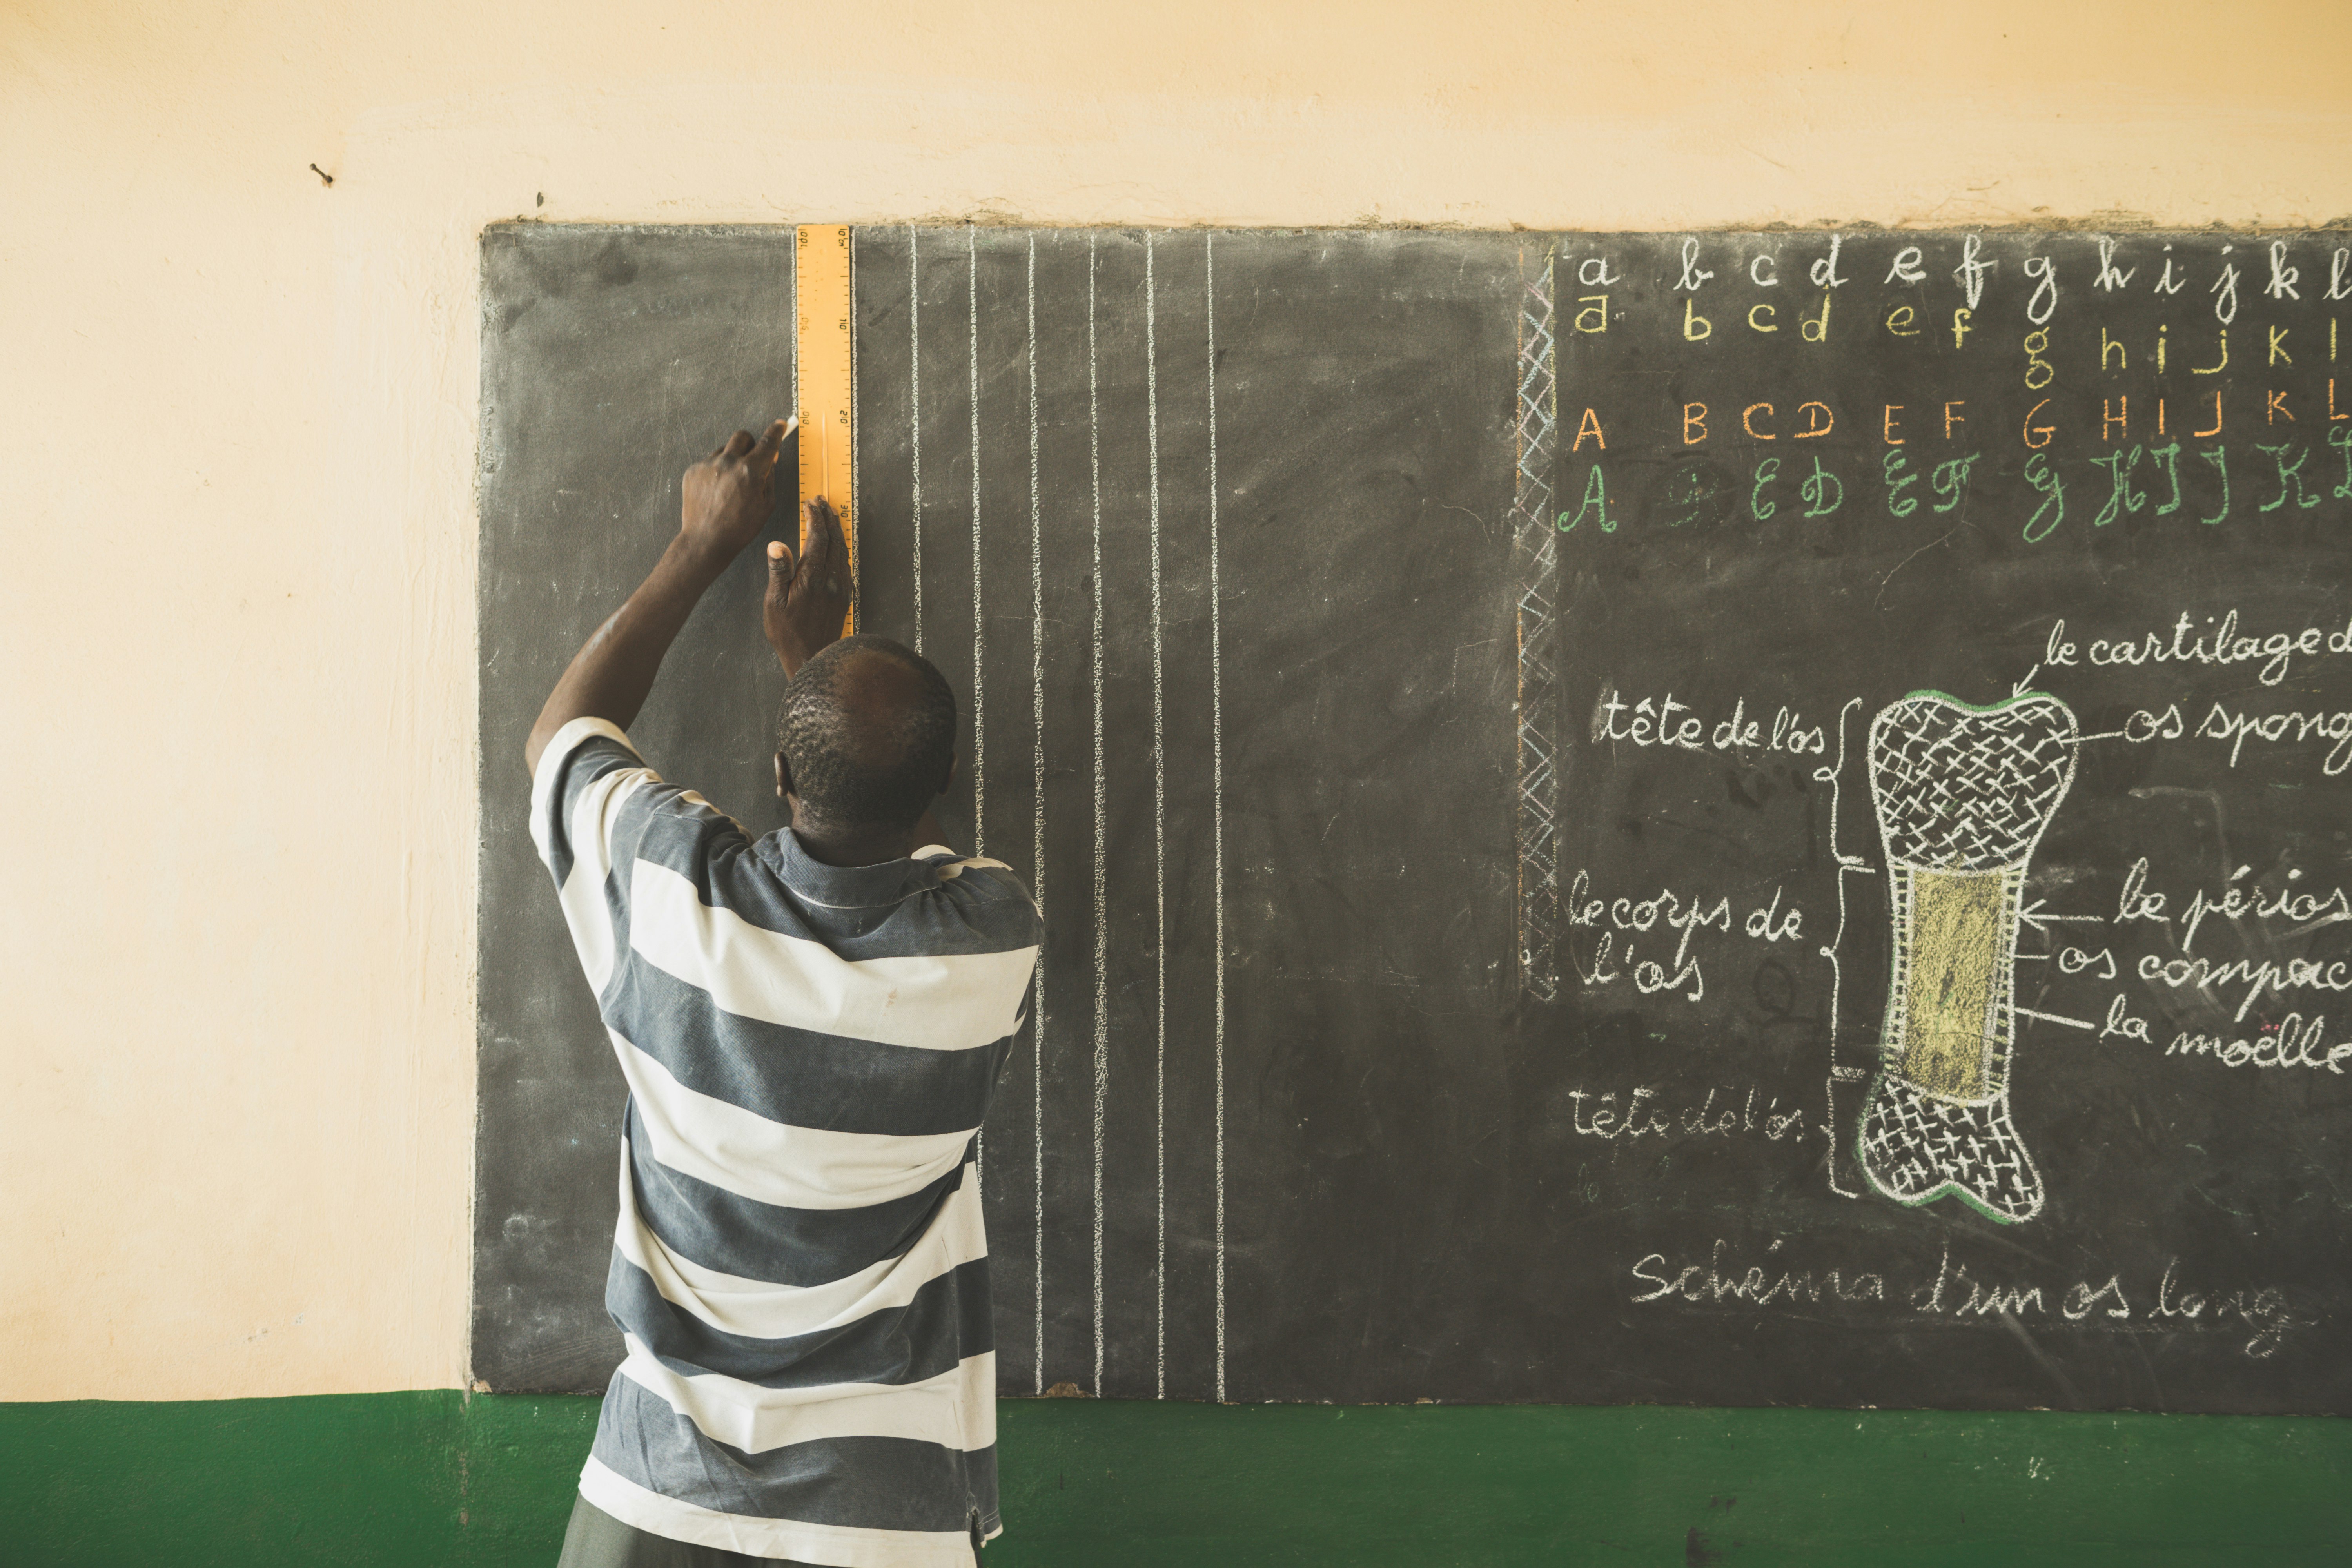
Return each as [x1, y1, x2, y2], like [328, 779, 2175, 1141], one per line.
[788, 815, 928, 869]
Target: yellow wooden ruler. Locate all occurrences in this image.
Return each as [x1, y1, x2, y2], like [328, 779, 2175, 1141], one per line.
[794, 223, 857, 635]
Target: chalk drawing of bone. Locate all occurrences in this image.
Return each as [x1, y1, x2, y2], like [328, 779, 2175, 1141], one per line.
[1857, 690, 2079, 1224]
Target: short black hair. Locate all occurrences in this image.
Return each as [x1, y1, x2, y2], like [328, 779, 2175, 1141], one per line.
[777, 637, 956, 831]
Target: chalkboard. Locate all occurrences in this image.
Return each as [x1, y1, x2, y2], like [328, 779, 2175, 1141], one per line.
[477, 223, 2352, 1414]
[475, 226, 800, 1390]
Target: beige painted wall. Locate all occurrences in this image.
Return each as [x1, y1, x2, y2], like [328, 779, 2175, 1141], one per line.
[5, 0, 2349, 1401]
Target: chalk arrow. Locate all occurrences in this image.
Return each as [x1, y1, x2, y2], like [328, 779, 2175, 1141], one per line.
[2011, 664, 2040, 698]
[2020, 898, 2103, 935]
[2014, 1004, 2096, 1032]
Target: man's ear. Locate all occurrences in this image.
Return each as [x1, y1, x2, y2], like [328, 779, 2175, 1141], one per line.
[938, 750, 958, 797]
[774, 749, 793, 800]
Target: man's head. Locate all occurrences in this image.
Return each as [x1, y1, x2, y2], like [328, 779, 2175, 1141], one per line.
[775, 636, 956, 833]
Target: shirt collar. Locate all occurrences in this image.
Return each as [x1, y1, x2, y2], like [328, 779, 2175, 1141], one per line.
[756, 828, 954, 909]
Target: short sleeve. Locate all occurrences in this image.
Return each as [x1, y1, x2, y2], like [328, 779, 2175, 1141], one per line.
[530, 717, 662, 995]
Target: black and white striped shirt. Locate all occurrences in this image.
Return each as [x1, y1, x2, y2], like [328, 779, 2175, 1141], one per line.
[531, 718, 1040, 1565]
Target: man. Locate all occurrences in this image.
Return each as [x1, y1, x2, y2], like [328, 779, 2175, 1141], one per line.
[524, 420, 1041, 1567]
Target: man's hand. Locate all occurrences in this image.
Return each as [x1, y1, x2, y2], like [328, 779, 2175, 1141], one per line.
[764, 496, 853, 677]
[680, 419, 795, 565]
[524, 419, 798, 776]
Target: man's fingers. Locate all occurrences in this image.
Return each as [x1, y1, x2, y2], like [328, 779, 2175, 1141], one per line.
[800, 498, 840, 571]
[720, 429, 757, 460]
[798, 499, 849, 600]
[750, 417, 795, 476]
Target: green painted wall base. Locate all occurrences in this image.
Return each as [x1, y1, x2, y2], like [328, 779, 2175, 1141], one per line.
[3, 1393, 2346, 1565]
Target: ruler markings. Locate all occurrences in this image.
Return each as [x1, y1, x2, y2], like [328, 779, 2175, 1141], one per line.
[792, 225, 857, 640]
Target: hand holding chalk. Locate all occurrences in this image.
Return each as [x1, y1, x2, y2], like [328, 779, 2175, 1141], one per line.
[678, 416, 797, 566]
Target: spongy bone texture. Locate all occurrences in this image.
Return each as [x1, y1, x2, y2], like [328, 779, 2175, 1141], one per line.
[1859, 1076, 2044, 1221]
[1868, 693, 2077, 872]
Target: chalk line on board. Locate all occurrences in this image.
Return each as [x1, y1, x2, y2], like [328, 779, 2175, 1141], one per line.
[908, 225, 924, 656]
[1205, 229, 1228, 1404]
[1815, 697, 1872, 1201]
[1088, 232, 1108, 1398]
[1025, 232, 1046, 1394]
[969, 226, 985, 859]
[967, 230, 986, 1181]
[1512, 247, 1560, 1002]
[1144, 232, 1168, 1402]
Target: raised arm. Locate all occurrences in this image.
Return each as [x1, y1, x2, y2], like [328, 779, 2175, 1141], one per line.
[523, 419, 796, 775]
